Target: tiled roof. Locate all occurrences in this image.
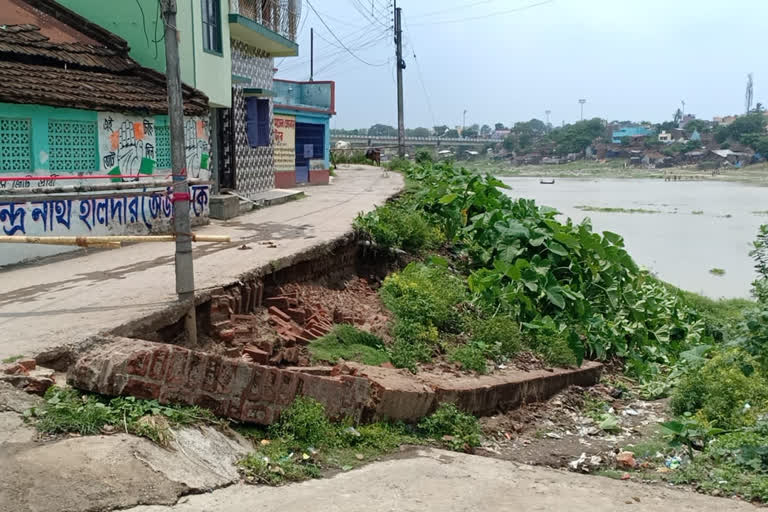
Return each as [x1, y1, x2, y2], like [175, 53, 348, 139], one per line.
[0, 2, 209, 116]
[0, 24, 134, 72]
[0, 60, 208, 115]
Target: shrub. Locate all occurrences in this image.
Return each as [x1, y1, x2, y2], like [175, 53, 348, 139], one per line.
[380, 263, 466, 332]
[470, 316, 522, 360]
[388, 319, 436, 371]
[525, 331, 579, 367]
[415, 149, 433, 165]
[387, 157, 411, 172]
[448, 342, 489, 373]
[354, 202, 442, 253]
[670, 349, 768, 429]
[268, 396, 334, 448]
[418, 403, 482, 451]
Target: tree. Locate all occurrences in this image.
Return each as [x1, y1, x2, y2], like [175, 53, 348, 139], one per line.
[433, 125, 449, 137]
[480, 124, 492, 137]
[673, 108, 683, 125]
[714, 126, 730, 144]
[550, 118, 604, 155]
[753, 136, 768, 156]
[444, 129, 460, 138]
[407, 127, 431, 138]
[368, 124, 397, 136]
[658, 121, 677, 132]
[728, 113, 766, 141]
[683, 119, 711, 134]
[494, 122, 507, 131]
[462, 127, 479, 138]
[620, 136, 631, 146]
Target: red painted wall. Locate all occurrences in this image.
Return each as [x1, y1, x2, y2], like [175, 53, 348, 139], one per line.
[274, 171, 296, 189]
[309, 169, 329, 185]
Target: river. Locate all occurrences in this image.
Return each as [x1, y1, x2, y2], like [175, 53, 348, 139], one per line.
[500, 177, 768, 299]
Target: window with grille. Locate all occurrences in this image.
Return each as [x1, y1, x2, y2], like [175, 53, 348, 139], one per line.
[155, 124, 172, 168]
[201, 0, 222, 53]
[0, 118, 32, 173]
[47, 120, 98, 172]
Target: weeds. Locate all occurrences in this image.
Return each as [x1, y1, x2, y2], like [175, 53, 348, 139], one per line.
[709, 267, 726, 276]
[354, 202, 442, 253]
[1, 354, 24, 363]
[237, 397, 481, 485]
[28, 387, 221, 445]
[417, 403, 482, 452]
[692, 210, 704, 215]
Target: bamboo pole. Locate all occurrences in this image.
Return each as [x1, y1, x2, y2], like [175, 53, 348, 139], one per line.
[0, 234, 230, 247]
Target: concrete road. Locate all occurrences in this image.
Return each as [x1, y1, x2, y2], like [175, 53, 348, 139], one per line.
[129, 448, 759, 512]
[0, 167, 402, 361]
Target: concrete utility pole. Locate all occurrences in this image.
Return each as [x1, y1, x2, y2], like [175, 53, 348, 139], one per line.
[545, 109, 551, 128]
[310, 27, 314, 81]
[394, 4, 405, 157]
[462, 109, 467, 133]
[578, 99, 586, 121]
[161, 0, 197, 344]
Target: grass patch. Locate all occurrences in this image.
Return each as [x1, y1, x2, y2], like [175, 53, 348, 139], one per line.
[308, 324, 390, 366]
[355, 201, 443, 253]
[1, 355, 24, 363]
[692, 210, 704, 215]
[28, 387, 221, 445]
[753, 210, 768, 215]
[237, 397, 482, 486]
[709, 267, 726, 276]
[575, 205, 660, 214]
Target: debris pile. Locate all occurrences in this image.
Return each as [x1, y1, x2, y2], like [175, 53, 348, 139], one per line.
[0, 358, 55, 395]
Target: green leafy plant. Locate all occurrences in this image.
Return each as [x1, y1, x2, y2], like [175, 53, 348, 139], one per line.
[29, 387, 219, 445]
[709, 268, 726, 276]
[660, 413, 724, 458]
[355, 202, 442, 253]
[268, 396, 335, 448]
[418, 403, 482, 452]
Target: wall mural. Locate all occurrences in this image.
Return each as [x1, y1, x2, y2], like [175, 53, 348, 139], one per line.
[97, 112, 211, 181]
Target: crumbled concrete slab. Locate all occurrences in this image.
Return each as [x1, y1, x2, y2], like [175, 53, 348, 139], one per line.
[136, 425, 252, 491]
[0, 412, 35, 445]
[0, 425, 252, 512]
[0, 381, 42, 414]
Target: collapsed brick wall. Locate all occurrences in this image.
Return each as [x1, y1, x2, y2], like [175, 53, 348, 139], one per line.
[68, 338, 371, 424]
[68, 336, 604, 425]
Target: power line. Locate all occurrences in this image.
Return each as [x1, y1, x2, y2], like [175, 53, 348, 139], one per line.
[410, 0, 554, 26]
[305, 0, 389, 66]
[410, 0, 498, 19]
[402, 17, 436, 128]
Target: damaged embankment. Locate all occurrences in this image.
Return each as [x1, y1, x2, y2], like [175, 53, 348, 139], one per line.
[59, 234, 601, 425]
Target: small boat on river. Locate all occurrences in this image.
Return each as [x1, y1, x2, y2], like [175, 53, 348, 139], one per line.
[539, 178, 555, 185]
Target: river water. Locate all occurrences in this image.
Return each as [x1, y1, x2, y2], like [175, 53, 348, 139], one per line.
[500, 177, 768, 299]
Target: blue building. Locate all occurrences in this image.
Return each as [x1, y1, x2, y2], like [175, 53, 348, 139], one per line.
[271, 79, 336, 187]
[612, 126, 653, 144]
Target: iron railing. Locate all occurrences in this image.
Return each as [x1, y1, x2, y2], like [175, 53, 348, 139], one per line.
[230, 0, 302, 42]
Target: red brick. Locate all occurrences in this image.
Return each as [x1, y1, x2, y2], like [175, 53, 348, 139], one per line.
[3, 363, 26, 375]
[195, 394, 230, 416]
[256, 340, 275, 354]
[201, 356, 222, 393]
[268, 306, 292, 322]
[185, 351, 207, 389]
[122, 379, 161, 400]
[125, 350, 152, 377]
[149, 347, 170, 380]
[265, 296, 290, 310]
[17, 359, 36, 371]
[217, 329, 236, 343]
[241, 401, 276, 424]
[285, 308, 306, 324]
[243, 346, 269, 364]
[282, 347, 299, 365]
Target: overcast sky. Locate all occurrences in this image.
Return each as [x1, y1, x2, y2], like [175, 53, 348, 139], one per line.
[276, 0, 768, 130]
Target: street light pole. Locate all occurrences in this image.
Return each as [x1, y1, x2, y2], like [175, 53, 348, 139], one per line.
[161, 0, 197, 344]
[578, 99, 586, 121]
[462, 109, 467, 135]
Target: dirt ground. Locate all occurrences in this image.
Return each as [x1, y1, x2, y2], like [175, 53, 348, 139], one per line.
[477, 382, 669, 471]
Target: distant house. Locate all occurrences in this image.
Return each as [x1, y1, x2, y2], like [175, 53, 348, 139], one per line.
[658, 131, 673, 143]
[491, 129, 510, 140]
[713, 115, 739, 126]
[612, 126, 653, 144]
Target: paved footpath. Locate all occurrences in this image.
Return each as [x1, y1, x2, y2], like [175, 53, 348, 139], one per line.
[129, 449, 759, 512]
[0, 167, 402, 361]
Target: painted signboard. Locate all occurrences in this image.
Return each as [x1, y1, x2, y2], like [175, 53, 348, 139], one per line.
[274, 114, 296, 173]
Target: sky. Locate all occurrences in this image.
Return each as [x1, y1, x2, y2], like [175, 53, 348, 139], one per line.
[275, 0, 768, 130]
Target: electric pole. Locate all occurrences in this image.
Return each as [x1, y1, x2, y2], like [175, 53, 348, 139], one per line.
[578, 99, 586, 121]
[545, 109, 551, 130]
[746, 73, 754, 114]
[394, 3, 405, 157]
[161, 0, 197, 344]
[310, 27, 314, 81]
[462, 109, 467, 134]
